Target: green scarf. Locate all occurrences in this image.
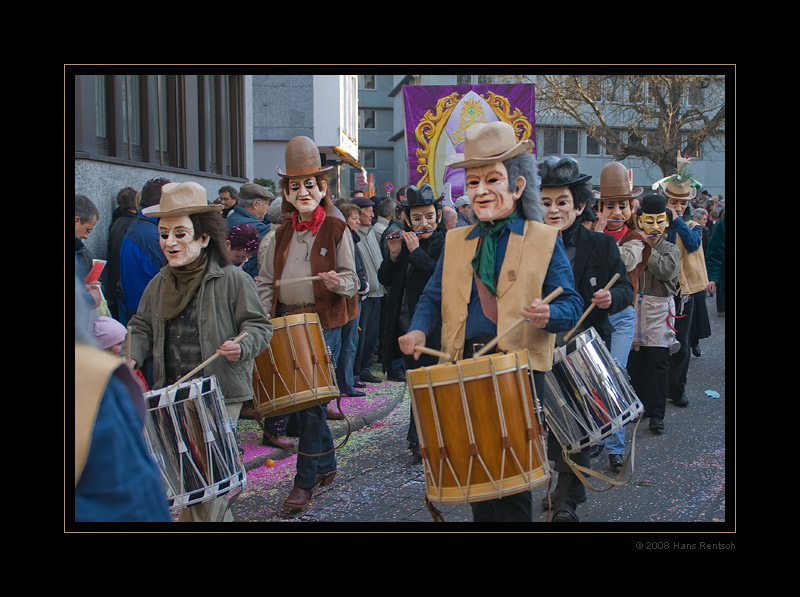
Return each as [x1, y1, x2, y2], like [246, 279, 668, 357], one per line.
[161, 252, 209, 320]
[471, 212, 517, 296]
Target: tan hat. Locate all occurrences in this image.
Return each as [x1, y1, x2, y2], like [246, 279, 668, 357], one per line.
[276, 136, 333, 178]
[599, 162, 643, 200]
[658, 151, 699, 201]
[142, 181, 222, 218]
[445, 121, 534, 170]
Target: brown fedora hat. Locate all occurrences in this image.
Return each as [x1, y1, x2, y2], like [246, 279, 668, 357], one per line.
[599, 162, 643, 200]
[445, 121, 534, 170]
[142, 181, 222, 218]
[276, 136, 333, 178]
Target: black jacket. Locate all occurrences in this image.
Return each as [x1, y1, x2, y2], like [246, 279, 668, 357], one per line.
[561, 222, 633, 345]
[377, 230, 445, 369]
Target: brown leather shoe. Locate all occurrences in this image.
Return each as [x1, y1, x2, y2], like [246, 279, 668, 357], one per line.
[315, 471, 337, 487]
[283, 486, 312, 510]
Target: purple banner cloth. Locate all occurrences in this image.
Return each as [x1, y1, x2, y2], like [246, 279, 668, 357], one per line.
[402, 84, 536, 200]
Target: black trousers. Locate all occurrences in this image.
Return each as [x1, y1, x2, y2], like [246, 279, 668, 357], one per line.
[628, 346, 670, 419]
[668, 294, 695, 401]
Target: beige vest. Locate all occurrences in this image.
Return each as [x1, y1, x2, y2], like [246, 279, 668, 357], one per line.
[440, 220, 558, 371]
[676, 224, 709, 295]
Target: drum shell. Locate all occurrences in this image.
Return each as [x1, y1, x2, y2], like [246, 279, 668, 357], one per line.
[541, 327, 643, 454]
[252, 313, 339, 417]
[407, 350, 550, 505]
[142, 376, 246, 512]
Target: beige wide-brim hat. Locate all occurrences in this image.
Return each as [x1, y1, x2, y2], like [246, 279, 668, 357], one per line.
[445, 121, 534, 170]
[276, 136, 334, 178]
[142, 181, 222, 218]
[663, 178, 697, 201]
[599, 162, 643, 200]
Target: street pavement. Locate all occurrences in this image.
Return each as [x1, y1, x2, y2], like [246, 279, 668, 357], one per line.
[229, 294, 731, 537]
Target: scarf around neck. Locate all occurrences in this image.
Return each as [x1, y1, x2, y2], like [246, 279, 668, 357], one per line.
[161, 252, 208, 320]
[292, 205, 325, 235]
[471, 211, 517, 296]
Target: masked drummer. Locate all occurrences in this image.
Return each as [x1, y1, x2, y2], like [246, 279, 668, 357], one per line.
[377, 183, 446, 460]
[589, 162, 651, 472]
[127, 181, 273, 522]
[627, 194, 681, 433]
[257, 136, 360, 511]
[398, 121, 583, 523]
[539, 156, 633, 521]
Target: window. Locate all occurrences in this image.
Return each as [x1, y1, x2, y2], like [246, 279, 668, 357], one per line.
[79, 74, 245, 178]
[361, 149, 376, 169]
[586, 135, 601, 156]
[360, 75, 376, 90]
[360, 109, 376, 129]
[563, 129, 579, 155]
[542, 128, 560, 156]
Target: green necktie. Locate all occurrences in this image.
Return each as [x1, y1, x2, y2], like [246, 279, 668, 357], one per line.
[471, 212, 517, 296]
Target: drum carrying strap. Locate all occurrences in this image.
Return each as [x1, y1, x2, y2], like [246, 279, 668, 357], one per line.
[560, 415, 643, 492]
[74, 344, 129, 485]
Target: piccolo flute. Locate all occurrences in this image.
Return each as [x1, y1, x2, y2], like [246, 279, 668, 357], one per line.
[385, 230, 432, 240]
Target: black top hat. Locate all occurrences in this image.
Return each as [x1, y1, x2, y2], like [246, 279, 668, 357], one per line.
[401, 184, 438, 209]
[539, 156, 592, 188]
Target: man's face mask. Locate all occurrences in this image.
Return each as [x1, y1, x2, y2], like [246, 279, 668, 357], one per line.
[638, 211, 668, 238]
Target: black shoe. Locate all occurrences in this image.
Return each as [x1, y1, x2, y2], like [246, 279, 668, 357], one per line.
[387, 375, 406, 382]
[692, 345, 701, 357]
[360, 371, 382, 383]
[541, 488, 587, 509]
[649, 416, 664, 432]
[342, 388, 366, 397]
[552, 509, 579, 522]
[409, 442, 422, 462]
[589, 444, 605, 458]
[671, 395, 689, 407]
[354, 381, 366, 388]
[609, 454, 624, 473]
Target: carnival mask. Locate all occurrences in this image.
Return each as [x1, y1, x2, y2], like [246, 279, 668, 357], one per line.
[285, 175, 326, 216]
[598, 200, 632, 231]
[406, 204, 440, 238]
[541, 186, 584, 230]
[465, 162, 524, 222]
[159, 215, 209, 269]
[638, 211, 668, 239]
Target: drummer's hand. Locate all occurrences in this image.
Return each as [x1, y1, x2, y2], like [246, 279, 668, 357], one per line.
[520, 298, 550, 328]
[217, 340, 243, 362]
[591, 288, 613, 310]
[398, 330, 426, 360]
[317, 270, 340, 291]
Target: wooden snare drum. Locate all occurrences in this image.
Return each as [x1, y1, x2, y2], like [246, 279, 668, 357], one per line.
[252, 313, 339, 417]
[407, 349, 550, 505]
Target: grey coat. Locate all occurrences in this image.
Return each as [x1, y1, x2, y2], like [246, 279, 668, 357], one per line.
[128, 251, 273, 402]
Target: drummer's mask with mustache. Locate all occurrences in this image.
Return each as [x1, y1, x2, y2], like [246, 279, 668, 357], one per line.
[598, 199, 632, 231]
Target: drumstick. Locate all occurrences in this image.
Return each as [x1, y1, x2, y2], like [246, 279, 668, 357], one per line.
[562, 273, 621, 343]
[167, 331, 249, 390]
[275, 271, 347, 287]
[474, 286, 564, 358]
[413, 345, 452, 361]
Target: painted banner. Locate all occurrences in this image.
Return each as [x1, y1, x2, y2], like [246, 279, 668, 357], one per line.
[402, 84, 536, 200]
